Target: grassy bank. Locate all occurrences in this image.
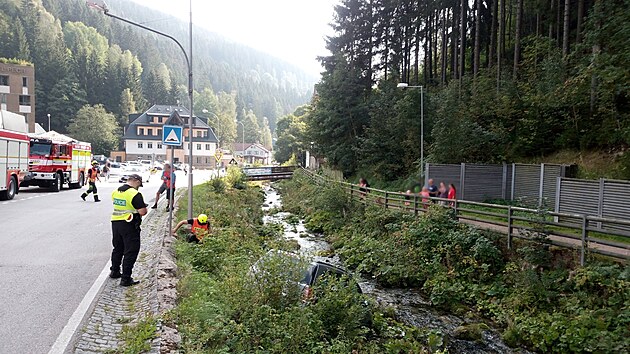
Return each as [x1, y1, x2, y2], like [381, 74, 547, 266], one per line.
[167, 170, 440, 353]
[277, 171, 630, 353]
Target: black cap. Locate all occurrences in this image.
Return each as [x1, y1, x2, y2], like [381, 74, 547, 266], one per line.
[127, 174, 143, 186]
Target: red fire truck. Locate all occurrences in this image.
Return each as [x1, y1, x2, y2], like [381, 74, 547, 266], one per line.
[0, 110, 29, 200]
[21, 131, 92, 191]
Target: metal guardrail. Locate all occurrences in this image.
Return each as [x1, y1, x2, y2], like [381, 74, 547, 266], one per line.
[299, 168, 629, 265]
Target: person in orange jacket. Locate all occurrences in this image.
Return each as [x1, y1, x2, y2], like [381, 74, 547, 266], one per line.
[172, 213, 211, 243]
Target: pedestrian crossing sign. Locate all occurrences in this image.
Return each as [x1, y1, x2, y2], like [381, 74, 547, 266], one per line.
[162, 125, 183, 146]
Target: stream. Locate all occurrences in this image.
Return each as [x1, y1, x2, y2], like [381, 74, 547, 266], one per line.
[262, 185, 528, 353]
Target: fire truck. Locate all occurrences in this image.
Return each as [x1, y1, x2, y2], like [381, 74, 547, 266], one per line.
[0, 110, 29, 200]
[21, 131, 92, 192]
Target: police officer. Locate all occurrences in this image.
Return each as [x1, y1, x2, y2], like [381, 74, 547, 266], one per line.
[171, 213, 211, 243]
[81, 161, 101, 202]
[110, 174, 147, 286]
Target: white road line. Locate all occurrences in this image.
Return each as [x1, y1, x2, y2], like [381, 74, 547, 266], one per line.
[47, 261, 110, 354]
[48, 206, 155, 354]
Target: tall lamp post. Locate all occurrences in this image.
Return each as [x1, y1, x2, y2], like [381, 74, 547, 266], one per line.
[237, 121, 244, 163]
[397, 82, 424, 181]
[47, 113, 51, 132]
[87, 1, 195, 219]
[201, 109, 220, 146]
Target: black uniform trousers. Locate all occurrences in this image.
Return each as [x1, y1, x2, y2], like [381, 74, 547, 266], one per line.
[111, 220, 141, 278]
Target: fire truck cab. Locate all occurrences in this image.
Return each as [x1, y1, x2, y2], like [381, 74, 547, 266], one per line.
[22, 131, 91, 192]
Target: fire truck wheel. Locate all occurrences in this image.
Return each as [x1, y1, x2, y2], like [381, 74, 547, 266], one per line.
[53, 172, 63, 192]
[0, 176, 17, 201]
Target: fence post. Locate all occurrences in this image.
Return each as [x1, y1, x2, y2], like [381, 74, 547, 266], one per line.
[414, 194, 418, 216]
[511, 163, 516, 201]
[385, 191, 389, 209]
[460, 163, 466, 200]
[581, 215, 588, 266]
[507, 206, 513, 249]
[502, 162, 507, 200]
[597, 179, 604, 229]
[453, 199, 459, 218]
[554, 177, 562, 223]
[539, 163, 545, 208]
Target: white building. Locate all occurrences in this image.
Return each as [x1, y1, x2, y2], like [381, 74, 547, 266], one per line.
[232, 142, 272, 165]
[112, 105, 219, 168]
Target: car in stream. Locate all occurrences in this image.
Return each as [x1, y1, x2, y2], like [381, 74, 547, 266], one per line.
[250, 250, 362, 301]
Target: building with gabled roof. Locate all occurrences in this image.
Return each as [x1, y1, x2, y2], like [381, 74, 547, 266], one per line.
[110, 105, 218, 167]
[232, 142, 272, 165]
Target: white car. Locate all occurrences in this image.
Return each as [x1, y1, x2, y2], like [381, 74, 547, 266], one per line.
[119, 165, 151, 183]
[106, 162, 125, 181]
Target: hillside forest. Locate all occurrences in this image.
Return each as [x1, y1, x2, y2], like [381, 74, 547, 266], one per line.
[0, 0, 315, 154]
[275, 0, 629, 180]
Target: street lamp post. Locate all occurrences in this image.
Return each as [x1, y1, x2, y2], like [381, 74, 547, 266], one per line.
[47, 113, 50, 132]
[87, 0, 195, 219]
[397, 82, 424, 181]
[201, 109, 220, 146]
[237, 121, 244, 163]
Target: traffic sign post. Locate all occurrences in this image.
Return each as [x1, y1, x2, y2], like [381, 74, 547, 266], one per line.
[162, 125, 183, 235]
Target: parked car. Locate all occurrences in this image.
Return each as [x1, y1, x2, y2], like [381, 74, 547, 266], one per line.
[106, 162, 124, 182]
[250, 250, 362, 300]
[119, 165, 151, 183]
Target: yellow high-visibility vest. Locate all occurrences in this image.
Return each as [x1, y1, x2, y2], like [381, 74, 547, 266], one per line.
[111, 188, 139, 222]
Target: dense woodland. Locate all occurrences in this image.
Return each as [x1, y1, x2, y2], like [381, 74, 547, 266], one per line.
[0, 0, 314, 153]
[275, 0, 629, 180]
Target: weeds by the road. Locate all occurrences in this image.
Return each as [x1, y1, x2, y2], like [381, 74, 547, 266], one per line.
[279, 171, 630, 353]
[169, 168, 437, 352]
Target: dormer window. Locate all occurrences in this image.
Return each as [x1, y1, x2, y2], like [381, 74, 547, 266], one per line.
[139, 127, 144, 135]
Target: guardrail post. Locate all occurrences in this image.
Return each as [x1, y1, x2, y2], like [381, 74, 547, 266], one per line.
[581, 215, 588, 266]
[507, 206, 513, 249]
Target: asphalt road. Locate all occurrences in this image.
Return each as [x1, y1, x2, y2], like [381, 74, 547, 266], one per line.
[0, 170, 210, 353]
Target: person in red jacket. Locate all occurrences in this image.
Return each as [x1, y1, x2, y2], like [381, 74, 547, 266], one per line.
[448, 183, 457, 207]
[151, 163, 176, 211]
[172, 213, 211, 243]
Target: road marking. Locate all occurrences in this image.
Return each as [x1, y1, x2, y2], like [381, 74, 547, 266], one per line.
[47, 261, 110, 354]
[48, 206, 156, 354]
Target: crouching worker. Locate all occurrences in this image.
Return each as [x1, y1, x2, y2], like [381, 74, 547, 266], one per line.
[172, 213, 211, 243]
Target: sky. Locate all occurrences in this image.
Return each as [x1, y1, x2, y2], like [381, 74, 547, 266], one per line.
[128, 0, 340, 78]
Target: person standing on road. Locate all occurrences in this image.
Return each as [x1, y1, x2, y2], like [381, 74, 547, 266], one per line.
[110, 174, 147, 286]
[172, 213, 211, 243]
[151, 163, 176, 211]
[81, 161, 101, 202]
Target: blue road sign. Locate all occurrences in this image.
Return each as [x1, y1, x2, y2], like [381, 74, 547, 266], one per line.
[163, 125, 183, 146]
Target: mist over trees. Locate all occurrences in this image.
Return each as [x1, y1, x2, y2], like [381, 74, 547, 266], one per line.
[286, 0, 629, 179]
[0, 0, 315, 154]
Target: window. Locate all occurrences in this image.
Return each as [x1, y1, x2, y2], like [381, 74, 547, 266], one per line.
[22, 77, 27, 87]
[139, 128, 144, 135]
[147, 128, 152, 135]
[205, 144, 210, 150]
[137, 142, 143, 149]
[0, 75, 8, 86]
[196, 144, 201, 150]
[19, 95, 30, 105]
[157, 143, 162, 149]
[0, 94, 6, 104]
[157, 129, 162, 136]
[196, 130, 202, 137]
[147, 142, 153, 149]
[196, 157, 201, 163]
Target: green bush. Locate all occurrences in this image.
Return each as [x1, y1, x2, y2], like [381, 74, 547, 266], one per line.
[172, 177, 431, 353]
[278, 174, 630, 353]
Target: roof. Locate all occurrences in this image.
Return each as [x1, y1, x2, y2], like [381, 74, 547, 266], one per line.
[123, 105, 218, 143]
[30, 130, 83, 144]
